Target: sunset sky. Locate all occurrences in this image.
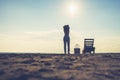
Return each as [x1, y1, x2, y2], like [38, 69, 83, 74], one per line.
[0, 0, 120, 53]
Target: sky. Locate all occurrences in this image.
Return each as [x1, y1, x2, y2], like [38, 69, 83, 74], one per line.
[0, 0, 120, 53]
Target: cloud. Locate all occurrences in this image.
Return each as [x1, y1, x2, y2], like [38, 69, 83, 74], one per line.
[25, 29, 63, 41]
[0, 29, 120, 53]
[0, 29, 64, 53]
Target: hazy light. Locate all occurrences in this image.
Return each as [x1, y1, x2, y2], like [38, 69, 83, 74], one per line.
[62, 0, 82, 17]
[69, 3, 78, 16]
[69, 4, 77, 15]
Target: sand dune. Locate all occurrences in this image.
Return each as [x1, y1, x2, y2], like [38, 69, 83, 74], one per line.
[0, 53, 120, 80]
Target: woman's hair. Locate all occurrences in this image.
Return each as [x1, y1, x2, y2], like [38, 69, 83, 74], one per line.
[63, 25, 69, 32]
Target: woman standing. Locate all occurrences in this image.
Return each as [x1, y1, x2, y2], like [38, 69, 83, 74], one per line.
[63, 25, 70, 54]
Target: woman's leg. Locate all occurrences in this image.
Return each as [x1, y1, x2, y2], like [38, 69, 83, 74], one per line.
[68, 37, 70, 54]
[64, 37, 66, 54]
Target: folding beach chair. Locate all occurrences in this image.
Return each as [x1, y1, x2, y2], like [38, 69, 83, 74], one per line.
[83, 39, 95, 54]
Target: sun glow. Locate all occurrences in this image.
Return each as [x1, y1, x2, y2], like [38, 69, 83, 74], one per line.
[69, 3, 78, 16]
[62, 0, 83, 17]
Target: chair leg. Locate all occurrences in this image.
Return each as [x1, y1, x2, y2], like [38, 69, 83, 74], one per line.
[93, 50, 95, 54]
[82, 50, 84, 54]
[83, 50, 86, 56]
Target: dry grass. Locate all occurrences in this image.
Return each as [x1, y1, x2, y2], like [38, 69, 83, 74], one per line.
[0, 53, 120, 80]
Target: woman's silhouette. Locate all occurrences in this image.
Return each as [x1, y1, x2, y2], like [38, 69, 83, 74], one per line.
[63, 25, 70, 54]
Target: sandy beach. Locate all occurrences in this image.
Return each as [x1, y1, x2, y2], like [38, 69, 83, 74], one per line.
[0, 53, 120, 80]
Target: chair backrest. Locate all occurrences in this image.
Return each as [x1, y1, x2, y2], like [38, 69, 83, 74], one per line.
[84, 39, 94, 48]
